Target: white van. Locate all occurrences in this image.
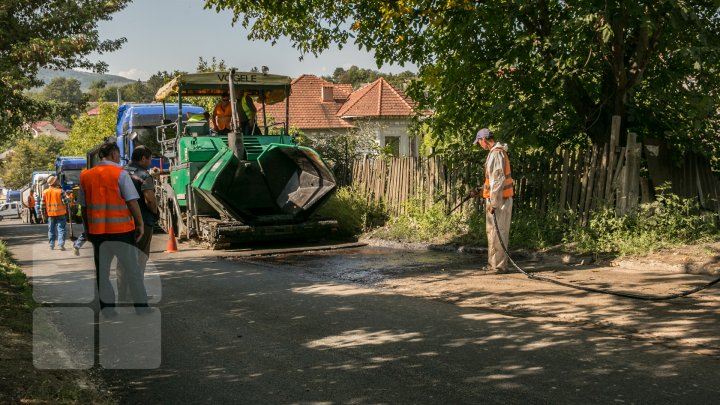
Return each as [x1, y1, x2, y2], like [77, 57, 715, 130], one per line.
[0, 202, 21, 220]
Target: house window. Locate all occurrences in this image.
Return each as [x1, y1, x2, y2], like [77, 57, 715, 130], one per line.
[385, 136, 400, 157]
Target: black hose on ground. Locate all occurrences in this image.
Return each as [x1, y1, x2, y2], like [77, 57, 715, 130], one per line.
[492, 211, 720, 301]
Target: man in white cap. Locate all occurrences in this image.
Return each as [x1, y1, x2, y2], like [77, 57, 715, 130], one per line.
[469, 128, 514, 273]
[41, 176, 71, 250]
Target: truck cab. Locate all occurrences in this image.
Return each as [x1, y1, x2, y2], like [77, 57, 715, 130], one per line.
[55, 157, 86, 192]
[116, 103, 205, 168]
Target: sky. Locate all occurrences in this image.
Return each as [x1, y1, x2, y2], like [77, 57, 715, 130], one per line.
[91, 0, 416, 80]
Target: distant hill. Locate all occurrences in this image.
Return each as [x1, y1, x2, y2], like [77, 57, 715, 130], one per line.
[36, 68, 135, 91]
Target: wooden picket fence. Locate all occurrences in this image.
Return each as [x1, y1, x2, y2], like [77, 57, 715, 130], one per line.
[350, 121, 645, 223]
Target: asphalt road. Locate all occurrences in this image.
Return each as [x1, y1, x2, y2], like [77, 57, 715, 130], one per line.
[4, 219, 720, 404]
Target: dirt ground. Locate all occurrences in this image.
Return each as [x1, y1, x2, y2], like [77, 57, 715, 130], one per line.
[373, 240, 720, 355]
[248, 239, 720, 358]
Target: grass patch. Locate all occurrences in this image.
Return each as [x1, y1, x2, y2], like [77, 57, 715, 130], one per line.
[0, 240, 116, 405]
[566, 192, 720, 257]
[316, 186, 388, 237]
[371, 199, 465, 243]
[366, 191, 720, 257]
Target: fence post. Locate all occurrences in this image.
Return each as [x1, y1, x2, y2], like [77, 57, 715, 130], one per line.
[605, 115, 621, 201]
[619, 132, 641, 215]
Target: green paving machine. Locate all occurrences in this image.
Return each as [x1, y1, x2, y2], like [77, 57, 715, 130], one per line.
[154, 70, 337, 248]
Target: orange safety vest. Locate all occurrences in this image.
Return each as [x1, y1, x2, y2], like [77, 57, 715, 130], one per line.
[214, 101, 233, 130]
[27, 194, 35, 208]
[483, 148, 514, 199]
[42, 187, 67, 217]
[80, 165, 135, 235]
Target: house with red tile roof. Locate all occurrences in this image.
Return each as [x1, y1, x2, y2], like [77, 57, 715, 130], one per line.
[86, 106, 100, 116]
[28, 120, 70, 140]
[258, 75, 420, 157]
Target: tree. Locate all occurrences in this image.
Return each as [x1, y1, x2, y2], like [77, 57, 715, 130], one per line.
[119, 80, 155, 103]
[61, 103, 118, 156]
[203, 0, 720, 153]
[0, 0, 129, 139]
[88, 79, 108, 102]
[0, 135, 64, 189]
[324, 65, 416, 89]
[38, 77, 88, 124]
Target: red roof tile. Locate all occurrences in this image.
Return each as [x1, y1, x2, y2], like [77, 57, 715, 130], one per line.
[257, 75, 417, 130]
[337, 77, 416, 118]
[258, 75, 355, 130]
[30, 120, 69, 132]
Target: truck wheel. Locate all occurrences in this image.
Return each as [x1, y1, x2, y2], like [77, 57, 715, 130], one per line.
[169, 197, 186, 240]
[160, 183, 185, 238]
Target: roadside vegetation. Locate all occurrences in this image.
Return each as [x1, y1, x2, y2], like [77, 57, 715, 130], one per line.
[0, 241, 116, 405]
[323, 186, 720, 258]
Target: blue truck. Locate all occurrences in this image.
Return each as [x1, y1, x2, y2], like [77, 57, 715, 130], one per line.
[115, 103, 205, 168]
[56, 156, 86, 223]
[55, 156, 86, 192]
[5, 190, 21, 203]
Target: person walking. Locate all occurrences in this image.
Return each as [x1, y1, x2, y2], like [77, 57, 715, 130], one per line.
[26, 193, 37, 224]
[41, 176, 70, 250]
[79, 141, 150, 315]
[470, 128, 514, 273]
[117, 145, 159, 302]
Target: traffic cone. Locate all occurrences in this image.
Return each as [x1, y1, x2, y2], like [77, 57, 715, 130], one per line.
[165, 225, 178, 253]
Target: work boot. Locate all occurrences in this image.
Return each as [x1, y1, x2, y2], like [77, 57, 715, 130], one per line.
[59, 246, 65, 251]
[73, 246, 80, 256]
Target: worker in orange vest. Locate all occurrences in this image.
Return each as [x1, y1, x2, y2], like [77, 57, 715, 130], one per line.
[41, 176, 70, 250]
[212, 91, 233, 135]
[469, 128, 514, 274]
[27, 193, 37, 224]
[79, 141, 150, 315]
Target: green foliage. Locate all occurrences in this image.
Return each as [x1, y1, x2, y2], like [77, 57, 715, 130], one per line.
[372, 198, 463, 243]
[315, 187, 387, 237]
[0, 241, 32, 304]
[36, 77, 88, 124]
[61, 103, 118, 156]
[323, 65, 416, 89]
[203, 0, 720, 156]
[566, 191, 719, 256]
[0, 135, 64, 189]
[39, 77, 87, 105]
[298, 126, 380, 184]
[0, 0, 130, 139]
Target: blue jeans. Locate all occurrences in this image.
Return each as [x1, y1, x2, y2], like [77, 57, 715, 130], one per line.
[48, 216, 67, 248]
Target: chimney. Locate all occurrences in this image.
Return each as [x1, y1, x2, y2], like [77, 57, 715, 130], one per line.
[321, 85, 334, 102]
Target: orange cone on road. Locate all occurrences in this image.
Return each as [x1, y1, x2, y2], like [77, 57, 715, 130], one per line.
[165, 225, 178, 253]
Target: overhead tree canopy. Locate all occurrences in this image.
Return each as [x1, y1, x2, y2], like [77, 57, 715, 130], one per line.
[204, 0, 720, 154]
[0, 0, 129, 139]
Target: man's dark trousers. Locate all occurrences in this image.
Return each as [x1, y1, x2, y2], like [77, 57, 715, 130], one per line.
[89, 231, 148, 308]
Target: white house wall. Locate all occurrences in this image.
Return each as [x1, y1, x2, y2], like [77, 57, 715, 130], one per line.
[302, 118, 419, 157]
